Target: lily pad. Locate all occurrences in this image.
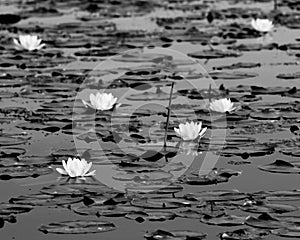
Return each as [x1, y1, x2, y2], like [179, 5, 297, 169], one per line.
[0, 165, 53, 180]
[125, 211, 176, 222]
[272, 227, 300, 238]
[185, 190, 247, 202]
[277, 72, 300, 80]
[188, 49, 241, 59]
[0, 203, 33, 215]
[239, 200, 298, 214]
[258, 160, 300, 174]
[9, 193, 83, 206]
[200, 214, 246, 226]
[144, 229, 207, 240]
[245, 213, 292, 229]
[39, 220, 116, 234]
[219, 228, 269, 240]
[209, 71, 258, 80]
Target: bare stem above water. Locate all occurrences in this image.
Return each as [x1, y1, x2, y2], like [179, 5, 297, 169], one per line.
[163, 82, 175, 149]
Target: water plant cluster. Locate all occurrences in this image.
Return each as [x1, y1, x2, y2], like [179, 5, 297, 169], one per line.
[0, 0, 299, 239]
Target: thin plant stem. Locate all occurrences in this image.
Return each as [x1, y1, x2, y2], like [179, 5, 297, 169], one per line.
[163, 82, 175, 149]
[274, 0, 277, 10]
[207, 41, 214, 50]
[208, 83, 212, 102]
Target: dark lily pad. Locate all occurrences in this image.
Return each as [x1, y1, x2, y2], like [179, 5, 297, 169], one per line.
[272, 227, 300, 238]
[217, 143, 275, 159]
[73, 205, 142, 217]
[0, 14, 21, 25]
[209, 71, 258, 80]
[39, 220, 116, 234]
[0, 147, 26, 157]
[185, 190, 247, 202]
[250, 111, 281, 120]
[176, 209, 206, 219]
[290, 125, 300, 135]
[127, 89, 177, 101]
[125, 211, 176, 222]
[277, 72, 300, 80]
[265, 190, 300, 202]
[219, 228, 269, 240]
[229, 43, 277, 51]
[188, 49, 241, 59]
[0, 136, 28, 146]
[0, 165, 53, 180]
[179, 169, 241, 185]
[131, 197, 193, 209]
[196, 203, 226, 218]
[245, 213, 292, 229]
[9, 193, 83, 206]
[251, 86, 292, 95]
[40, 183, 118, 197]
[239, 200, 298, 214]
[213, 62, 261, 70]
[113, 171, 173, 182]
[177, 88, 222, 100]
[144, 229, 207, 240]
[112, 52, 167, 63]
[200, 214, 246, 226]
[0, 203, 33, 215]
[258, 160, 300, 174]
[125, 182, 183, 194]
[17, 122, 61, 133]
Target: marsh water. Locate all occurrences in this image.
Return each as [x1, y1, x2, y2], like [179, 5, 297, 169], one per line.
[0, 0, 300, 240]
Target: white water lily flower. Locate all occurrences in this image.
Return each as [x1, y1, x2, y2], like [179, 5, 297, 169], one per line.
[251, 18, 273, 33]
[56, 157, 96, 178]
[209, 98, 236, 113]
[82, 92, 118, 111]
[13, 35, 45, 51]
[174, 121, 207, 141]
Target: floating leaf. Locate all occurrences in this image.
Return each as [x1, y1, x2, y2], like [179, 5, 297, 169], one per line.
[272, 227, 300, 238]
[209, 71, 258, 80]
[9, 193, 83, 206]
[144, 229, 207, 240]
[200, 214, 246, 226]
[73, 205, 142, 217]
[277, 72, 300, 80]
[185, 190, 247, 202]
[0, 165, 53, 180]
[258, 160, 300, 174]
[245, 213, 292, 229]
[131, 197, 193, 209]
[39, 220, 116, 234]
[0, 203, 32, 215]
[219, 228, 269, 240]
[239, 200, 298, 214]
[188, 49, 241, 59]
[125, 211, 176, 222]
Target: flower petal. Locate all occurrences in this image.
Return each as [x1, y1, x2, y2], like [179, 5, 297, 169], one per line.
[56, 168, 68, 175]
[85, 170, 96, 176]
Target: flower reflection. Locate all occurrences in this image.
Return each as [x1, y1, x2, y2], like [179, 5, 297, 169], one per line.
[179, 141, 200, 156]
[256, 33, 273, 44]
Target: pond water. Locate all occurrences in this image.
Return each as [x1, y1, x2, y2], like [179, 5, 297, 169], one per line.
[0, 0, 300, 240]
